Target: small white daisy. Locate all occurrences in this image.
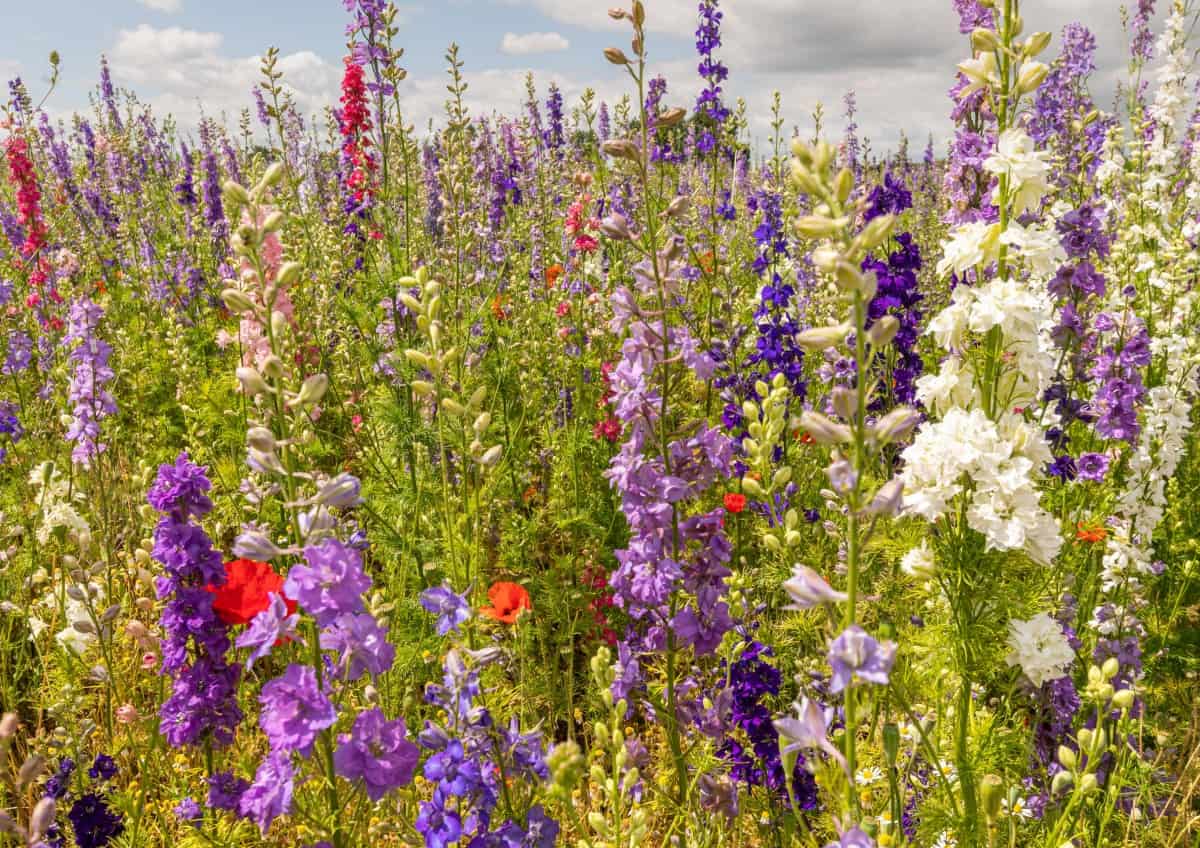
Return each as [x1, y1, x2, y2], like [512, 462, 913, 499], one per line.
[856, 766, 884, 786]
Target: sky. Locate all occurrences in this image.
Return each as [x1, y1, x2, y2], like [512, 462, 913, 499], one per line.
[0, 1, 1163, 155]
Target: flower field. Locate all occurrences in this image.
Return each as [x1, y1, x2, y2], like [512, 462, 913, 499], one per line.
[2, 0, 1200, 846]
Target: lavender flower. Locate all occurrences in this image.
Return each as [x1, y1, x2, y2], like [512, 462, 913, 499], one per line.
[284, 537, 371, 626]
[238, 752, 295, 835]
[333, 708, 419, 800]
[420, 583, 472, 635]
[258, 664, 337, 756]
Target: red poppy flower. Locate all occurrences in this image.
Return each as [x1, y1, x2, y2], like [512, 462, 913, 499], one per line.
[1075, 522, 1107, 544]
[480, 581, 531, 624]
[724, 493, 747, 514]
[208, 559, 296, 626]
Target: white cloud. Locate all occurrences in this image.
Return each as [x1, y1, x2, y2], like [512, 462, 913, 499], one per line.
[500, 31, 570, 55]
[108, 24, 340, 129]
[137, 0, 184, 11]
[503, 0, 1165, 149]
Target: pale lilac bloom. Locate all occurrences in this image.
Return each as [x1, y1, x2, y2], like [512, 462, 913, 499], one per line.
[783, 565, 847, 610]
[827, 625, 897, 692]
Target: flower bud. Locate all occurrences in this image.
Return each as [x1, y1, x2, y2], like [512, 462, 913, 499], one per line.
[859, 214, 895, 250]
[276, 261, 302, 288]
[261, 162, 286, 187]
[1101, 656, 1119, 680]
[262, 354, 286, 381]
[874, 407, 920, 444]
[666, 195, 691, 218]
[657, 107, 686, 128]
[799, 411, 851, 445]
[1079, 773, 1099, 795]
[1058, 745, 1077, 769]
[247, 427, 276, 453]
[971, 27, 1000, 52]
[261, 210, 285, 233]
[601, 139, 641, 162]
[868, 315, 899, 348]
[1024, 31, 1052, 58]
[1017, 61, 1049, 94]
[316, 473, 363, 509]
[411, 380, 435, 397]
[796, 324, 848, 352]
[600, 213, 632, 241]
[1112, 688, 1135, 710]
[0, 713, 16, 740]
[740, 476, 765, 498]
[236, 367, 271, 396]
[234, 531, 284, 561]
[294, 374, 329, 408]
[17, 753, 46, 788]
[29, 797, 55, 841]
[603, 47, 631, 65]
[865, 478, 904, 516]
[795, 215, 840, 238]
[221, 288, 256, 314]
[479, 445, 503, 466]
[1051, 770, 1074, 795]
[222, 180, 250, 207]
[441, 398, 467, 417]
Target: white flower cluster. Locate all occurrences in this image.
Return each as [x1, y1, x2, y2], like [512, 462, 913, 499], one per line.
[29, 461, 90, 545]
[1146, 4, 1193, 174]
[901, 408, 1062, 565]
[1006, 611, 1075, 687]
[917, 274, 1057, 414]
[983, 128, 1052, 215]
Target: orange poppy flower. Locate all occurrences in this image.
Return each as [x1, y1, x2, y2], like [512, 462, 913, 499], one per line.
[1075, 522, 1107, 544]
[544, 263, 565, 290]
[480, 581, 531, 624]
[490, 294, 508, 320]
[699, 250, 716, 274]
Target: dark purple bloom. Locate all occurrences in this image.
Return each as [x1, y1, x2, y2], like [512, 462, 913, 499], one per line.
[207, 771, 250, 812]
[67, 793, 124, 848]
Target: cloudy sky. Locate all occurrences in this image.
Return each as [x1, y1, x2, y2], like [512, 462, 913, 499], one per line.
[0, 1, 1158, 153]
